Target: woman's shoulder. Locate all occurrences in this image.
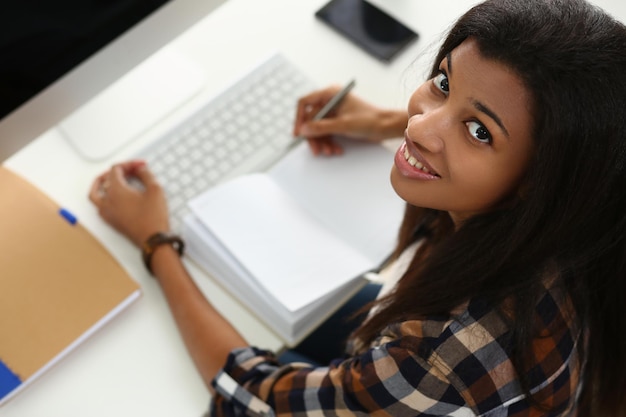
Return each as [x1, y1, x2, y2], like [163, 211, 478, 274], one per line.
[374, 282, 579, 353]
[367, 284, 581, 415]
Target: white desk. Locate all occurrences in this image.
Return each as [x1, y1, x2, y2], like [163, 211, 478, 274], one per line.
[3, 0, 625, 416]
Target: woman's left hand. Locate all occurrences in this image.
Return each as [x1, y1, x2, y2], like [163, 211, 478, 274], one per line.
[89, 160, 170, 248]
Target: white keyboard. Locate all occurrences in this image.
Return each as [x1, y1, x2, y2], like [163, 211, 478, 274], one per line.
[135, 53, 316, 231]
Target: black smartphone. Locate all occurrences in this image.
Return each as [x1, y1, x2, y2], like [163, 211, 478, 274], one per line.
[315, 0, 419, 63]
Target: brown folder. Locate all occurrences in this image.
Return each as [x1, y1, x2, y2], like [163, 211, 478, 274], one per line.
[0, 166, 141, 405]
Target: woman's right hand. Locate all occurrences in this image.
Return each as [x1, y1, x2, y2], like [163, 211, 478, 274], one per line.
[88, 160, 170, 248]
[293, 85, 407, 156]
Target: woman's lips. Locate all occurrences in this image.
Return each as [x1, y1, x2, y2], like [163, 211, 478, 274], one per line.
[394, 136, 441, 180]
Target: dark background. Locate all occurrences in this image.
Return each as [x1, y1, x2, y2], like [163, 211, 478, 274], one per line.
[0, 0, 170, 119]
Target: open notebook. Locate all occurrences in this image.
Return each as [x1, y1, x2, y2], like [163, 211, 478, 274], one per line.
[183, 140, 405, 346]
[0, 166, 141, 406]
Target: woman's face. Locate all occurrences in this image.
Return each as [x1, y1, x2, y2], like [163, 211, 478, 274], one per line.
[391, 38, 534, 225]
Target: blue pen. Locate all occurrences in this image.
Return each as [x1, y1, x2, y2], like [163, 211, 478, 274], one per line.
[59, 208, 78, 225]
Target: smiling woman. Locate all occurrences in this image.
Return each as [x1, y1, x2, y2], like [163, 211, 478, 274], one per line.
[89, 0, 626, 415]
[391, 39, 535, 223]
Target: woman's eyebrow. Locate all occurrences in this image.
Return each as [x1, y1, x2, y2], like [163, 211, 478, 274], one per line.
[447, 51, 510, 138]
[473, 100, 510, 138]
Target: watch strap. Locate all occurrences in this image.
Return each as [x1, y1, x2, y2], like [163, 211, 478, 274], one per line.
[141, 232, 185, 275]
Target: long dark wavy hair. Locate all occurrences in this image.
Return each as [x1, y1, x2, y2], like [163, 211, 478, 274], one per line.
[353, 0, 626, 415]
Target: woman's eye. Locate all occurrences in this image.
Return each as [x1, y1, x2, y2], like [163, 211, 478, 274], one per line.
[467, 121, 492, 144]
[433, 72, 449, 95]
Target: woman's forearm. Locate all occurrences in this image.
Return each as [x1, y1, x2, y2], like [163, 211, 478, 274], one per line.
[150, 245, 248, 391]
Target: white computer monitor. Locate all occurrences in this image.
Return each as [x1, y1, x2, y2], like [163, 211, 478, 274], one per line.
[0, 0, 226, 162]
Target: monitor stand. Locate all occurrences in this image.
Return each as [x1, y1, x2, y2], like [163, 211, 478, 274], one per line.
[58, 48, 206, 161]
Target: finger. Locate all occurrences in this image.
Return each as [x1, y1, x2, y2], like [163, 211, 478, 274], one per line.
[131, 163, 160, 190]
[294, 99, 321, 136]
[329, 142, 344, 155]
[320, 139, 344, 156]
[307, 137, 344, 156]
[304, 117, 353, 138]
[306, 138, 322, 156]
[108, 162, 151, 192]
[113, 160, 147, 176]
[88, 170, 112, 203]
[306, 135, 335, 155]
[88, 177, 105, 203]
[110, 164, 128, 189]
[293, 88, 340, 135]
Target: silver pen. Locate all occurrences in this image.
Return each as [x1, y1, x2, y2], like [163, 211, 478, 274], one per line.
[311, 79, 356, 121]
[295, 79, 356, 141]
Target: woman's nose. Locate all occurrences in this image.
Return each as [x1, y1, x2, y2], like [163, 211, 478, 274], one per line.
[406, 111, 446, 154]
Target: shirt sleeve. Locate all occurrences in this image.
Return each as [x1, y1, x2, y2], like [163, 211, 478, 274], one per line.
[210, 323, 472, 417]
[210, 290, 581, 417]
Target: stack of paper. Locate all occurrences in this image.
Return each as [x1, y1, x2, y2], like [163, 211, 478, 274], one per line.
[183, 141, 404, 346]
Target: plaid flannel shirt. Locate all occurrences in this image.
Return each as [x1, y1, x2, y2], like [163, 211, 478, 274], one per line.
[210, 284, 581, 417]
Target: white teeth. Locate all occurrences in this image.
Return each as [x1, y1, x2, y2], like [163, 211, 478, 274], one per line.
[403, 147, 431, 174]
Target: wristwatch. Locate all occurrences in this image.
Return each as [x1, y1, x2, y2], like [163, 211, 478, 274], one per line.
[141, 232, 185, 275]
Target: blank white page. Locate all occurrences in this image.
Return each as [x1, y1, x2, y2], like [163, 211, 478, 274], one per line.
[188, 173, 372, 312]
[269, 140, 404, 263]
